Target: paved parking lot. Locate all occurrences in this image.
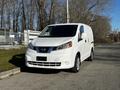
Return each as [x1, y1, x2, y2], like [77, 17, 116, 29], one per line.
[0, 43, 120, 90]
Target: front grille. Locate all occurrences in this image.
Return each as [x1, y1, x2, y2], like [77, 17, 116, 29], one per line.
[33, 47, 54, 53]
[28, 61, 61, 66]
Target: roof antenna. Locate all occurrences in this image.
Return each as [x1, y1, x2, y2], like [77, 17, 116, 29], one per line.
[67, 0, 70, 23]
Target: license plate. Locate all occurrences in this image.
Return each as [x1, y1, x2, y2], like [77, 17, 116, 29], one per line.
[36, 57, 47, 61]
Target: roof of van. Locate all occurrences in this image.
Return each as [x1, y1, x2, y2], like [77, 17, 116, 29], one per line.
[48, 23, 89, 26]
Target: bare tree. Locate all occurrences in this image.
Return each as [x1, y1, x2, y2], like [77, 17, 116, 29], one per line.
[5, 0, 11, 29]
[0, 0, 5, 28]
[48, 0, 56, 24]
[37, 0, 46, 30]
[12, 0, 20, 32]
[29, 0, 35, 30]
[0, 0, 112, 43]
[21, 0, 26, 32]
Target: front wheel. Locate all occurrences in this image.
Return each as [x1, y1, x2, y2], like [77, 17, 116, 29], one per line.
[71, 55, 81, 73]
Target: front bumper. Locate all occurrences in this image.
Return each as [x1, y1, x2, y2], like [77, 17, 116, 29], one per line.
[26, 48, 74, 69]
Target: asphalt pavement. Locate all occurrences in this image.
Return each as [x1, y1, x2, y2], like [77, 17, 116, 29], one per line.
[0, 43, 120, 90]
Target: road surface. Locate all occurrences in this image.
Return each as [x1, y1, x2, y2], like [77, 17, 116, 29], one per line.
[0, 43, 120, 90]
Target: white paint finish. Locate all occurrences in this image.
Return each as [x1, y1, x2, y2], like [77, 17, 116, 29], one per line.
[26, 23, 94, 70]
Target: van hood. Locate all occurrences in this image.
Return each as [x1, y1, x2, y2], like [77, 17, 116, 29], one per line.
[32, 37, 73, 47]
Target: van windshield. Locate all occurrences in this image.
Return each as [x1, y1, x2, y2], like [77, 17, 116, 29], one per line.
[39, 25, 78, 37]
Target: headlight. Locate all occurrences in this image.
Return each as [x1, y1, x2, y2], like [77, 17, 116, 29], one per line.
[55, 41, 72, 50]
[28, 43, 34, 50]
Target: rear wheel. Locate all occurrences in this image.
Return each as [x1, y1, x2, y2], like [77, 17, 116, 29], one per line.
[88, 51, 94, 61]
[71, 55, 81, 73]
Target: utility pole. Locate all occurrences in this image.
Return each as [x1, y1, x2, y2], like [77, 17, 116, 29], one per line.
[67, 0, 70, 23]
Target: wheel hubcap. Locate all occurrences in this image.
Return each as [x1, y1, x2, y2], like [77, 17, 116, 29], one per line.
[76, 57, 80, 70]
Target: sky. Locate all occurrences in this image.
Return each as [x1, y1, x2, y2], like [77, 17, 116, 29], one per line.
[109, 0, 120, 31]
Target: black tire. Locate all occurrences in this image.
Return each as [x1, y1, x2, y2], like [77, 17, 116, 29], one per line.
[71, 55, 81, 73]
[88, 51, 94, 61]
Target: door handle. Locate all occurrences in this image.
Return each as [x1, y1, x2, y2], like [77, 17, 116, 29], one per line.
[85, 40, 87, 43]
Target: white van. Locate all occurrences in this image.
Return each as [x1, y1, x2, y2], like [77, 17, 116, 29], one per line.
[26, 23, 94, 72]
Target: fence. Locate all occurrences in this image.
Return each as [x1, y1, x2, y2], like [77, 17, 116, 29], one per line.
[0, 29, 24, 45]
[0, 29, 11, 45]
[0, 29, 41, 45]
[24, 30, 41, 45]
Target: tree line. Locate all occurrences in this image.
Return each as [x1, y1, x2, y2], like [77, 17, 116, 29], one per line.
[109, 31, 120, 42]
[0, 0, 112, 43]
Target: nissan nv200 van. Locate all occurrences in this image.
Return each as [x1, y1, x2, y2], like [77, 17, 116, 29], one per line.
[26, 23, 94, 72]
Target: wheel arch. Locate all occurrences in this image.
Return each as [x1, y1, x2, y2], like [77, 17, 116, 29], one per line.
[91, 47, 94, 52]
[76, 52, 81, 63]
[89, 47, 94, 57]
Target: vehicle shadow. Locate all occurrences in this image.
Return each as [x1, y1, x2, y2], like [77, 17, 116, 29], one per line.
[9, 54, 92, 74]
[9, 54, 61, 74]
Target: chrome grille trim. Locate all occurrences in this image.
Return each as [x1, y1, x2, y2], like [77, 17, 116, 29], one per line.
[33, 47, 54, 53]
[28, 61, 61, 66]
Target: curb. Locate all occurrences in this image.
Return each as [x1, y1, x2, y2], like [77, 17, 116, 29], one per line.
[0, 68, 21, 80]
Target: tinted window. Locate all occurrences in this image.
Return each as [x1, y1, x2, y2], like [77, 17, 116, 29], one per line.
[39, 25, 78, 37]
